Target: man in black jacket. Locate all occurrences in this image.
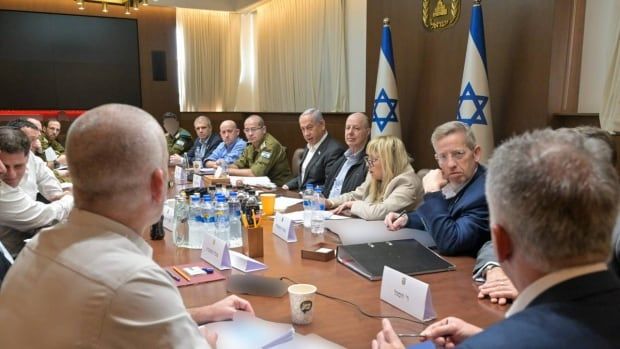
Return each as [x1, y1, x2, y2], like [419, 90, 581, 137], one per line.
[283, 108, 345, 191]
[323, 112, 370, 198]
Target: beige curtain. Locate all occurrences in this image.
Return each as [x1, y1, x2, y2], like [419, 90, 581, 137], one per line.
[600, 18, 620, 132]
[255, 0, 348, 112]
[176, 8, 240, 112]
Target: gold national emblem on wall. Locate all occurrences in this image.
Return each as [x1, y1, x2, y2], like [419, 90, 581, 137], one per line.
[422, 0, 461, 31]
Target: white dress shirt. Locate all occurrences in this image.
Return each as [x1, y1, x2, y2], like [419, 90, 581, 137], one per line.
[300, 132, 328, 183]
[0, 209, 210, 349]
[505, 262, 608, 318]
[19, 152, 64, 201]
[0, 181, 72, 256]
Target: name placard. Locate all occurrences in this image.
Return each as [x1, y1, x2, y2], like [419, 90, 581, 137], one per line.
[174, 166, 185, 181]
[192, 174, 203, 188]
[200, 234, 231, 270]
[380, 266, 436, 321]
[273, 212, 296, 242]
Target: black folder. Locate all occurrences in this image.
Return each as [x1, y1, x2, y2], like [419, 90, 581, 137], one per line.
[337, 239, 455, 281]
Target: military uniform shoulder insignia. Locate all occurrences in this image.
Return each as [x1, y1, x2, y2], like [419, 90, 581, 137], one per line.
[260, 151, 272, 159]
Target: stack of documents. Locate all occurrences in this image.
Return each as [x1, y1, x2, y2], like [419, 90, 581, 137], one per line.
[281, 210, 350, 223]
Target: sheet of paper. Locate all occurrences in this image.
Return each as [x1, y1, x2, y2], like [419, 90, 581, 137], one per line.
[274, 197, 303, 212]
[229, 176, 273, 186]
[201, 313, 294, 349]
[281, 210, 349, 222]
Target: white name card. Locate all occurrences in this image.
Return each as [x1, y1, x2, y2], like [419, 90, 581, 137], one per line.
[174, 166, 185, 181]
[380, 266, 436, 322]
[273, 212, 296, 242]
[44, 147, 57, 162]
[163, 204, 174, 231]
[229, 250, 267, 272]
[192, 174, 203, 188]
[200, 233, 231, 270]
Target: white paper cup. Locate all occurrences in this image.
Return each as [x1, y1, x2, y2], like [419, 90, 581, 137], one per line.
[288, 284, 317, 325]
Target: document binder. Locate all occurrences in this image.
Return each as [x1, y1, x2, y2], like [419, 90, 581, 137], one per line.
[337, 239, 455, 281]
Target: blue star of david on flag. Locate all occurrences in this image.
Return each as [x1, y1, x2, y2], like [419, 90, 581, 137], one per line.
[457, 82, 488, 126]
[372, 88, 399, 132]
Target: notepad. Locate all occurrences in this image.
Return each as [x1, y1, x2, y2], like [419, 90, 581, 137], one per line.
[201, 312, 294, 349]
[162, 262, 225, 287]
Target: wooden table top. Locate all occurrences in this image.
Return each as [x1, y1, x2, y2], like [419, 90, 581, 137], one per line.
[152, 187, 506, 348]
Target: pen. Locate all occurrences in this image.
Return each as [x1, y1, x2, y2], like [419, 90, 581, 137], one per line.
[397, 333, 425, 338]
[395, 210, 407, 220]
[172, 266, 191, 281]
[165, 269, 180, 282]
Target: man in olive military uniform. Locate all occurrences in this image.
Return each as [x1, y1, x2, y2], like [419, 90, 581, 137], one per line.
[40, 119, 65, 159]
[162, 112, 193, 156]
[228, 115, 292, 186]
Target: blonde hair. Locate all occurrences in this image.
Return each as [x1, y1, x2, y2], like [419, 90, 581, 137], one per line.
[366, 135, 411, 202]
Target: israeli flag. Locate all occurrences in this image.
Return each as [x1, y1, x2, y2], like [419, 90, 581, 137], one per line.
[371, 19, 401, 139]
[457, 1, 494, 162]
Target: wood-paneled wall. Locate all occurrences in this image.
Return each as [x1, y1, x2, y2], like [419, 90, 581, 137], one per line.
[365, 0, 584, 169]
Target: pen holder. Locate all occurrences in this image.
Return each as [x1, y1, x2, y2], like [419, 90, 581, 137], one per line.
[243, 226, 264, 258]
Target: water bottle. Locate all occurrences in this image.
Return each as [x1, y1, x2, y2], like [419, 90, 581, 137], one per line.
[311, 187, 326, 234]
[188, 194, 206, 248]
[173, 194, 189, 247]
[302, 184, 315, 228]
[228, 192, 243, 248]
[219, 159, 229, 177]
[214, 195, 230, 242]
[215, 184, 224, 198]
[202, 194, 216, 237]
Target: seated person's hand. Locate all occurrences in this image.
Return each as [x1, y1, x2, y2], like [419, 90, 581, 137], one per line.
[332, 201, 353, 215]
[371, 319, 405, 349]
[282, 184, 289, 190]
[57, 154, 67, 165]
[477, 266, 518, 305]
[200, 327, 218, 348]
[169, 154, 183, 165]
[422, 169, 448, 193]
[384, 212, 408, 231]
[205, 295, 254, 322]
[420, 316, 482, 348]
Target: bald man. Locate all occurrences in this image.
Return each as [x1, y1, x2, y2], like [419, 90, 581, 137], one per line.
[170, 115, 221, 166]
[323, 112, 371, 198]
[204, 120, 246, 168]
[229, 115, 292, 186]
[0, 104, 253, 348]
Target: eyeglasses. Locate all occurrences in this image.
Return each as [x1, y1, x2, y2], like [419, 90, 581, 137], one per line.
[364, 156, 379, 167]
[243, 126, 264, 133]
[434, 149, 469, 163]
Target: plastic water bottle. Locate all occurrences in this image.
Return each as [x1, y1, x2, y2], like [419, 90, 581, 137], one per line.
[215, 195, 230, 242]
[228, 192, 243, 248]
[173, 194, 189, 247]
[311, 187, 326, 234]
[188, 194, 206, 248]
[202, 194, 216, 237]
[302, 184, 315, 228]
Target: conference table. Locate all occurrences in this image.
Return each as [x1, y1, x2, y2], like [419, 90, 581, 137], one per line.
[149, 185, 506, 348]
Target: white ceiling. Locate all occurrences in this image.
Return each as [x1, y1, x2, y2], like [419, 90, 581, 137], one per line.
[151, 0, 264, 12]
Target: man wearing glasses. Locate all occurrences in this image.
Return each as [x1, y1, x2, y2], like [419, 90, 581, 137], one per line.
[384, 121, 490, 256]
[228, 115, 292, 186]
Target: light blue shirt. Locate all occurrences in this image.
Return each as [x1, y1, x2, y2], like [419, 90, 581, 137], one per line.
[328, 149, 364, 199]
[206, 137, 246, 164]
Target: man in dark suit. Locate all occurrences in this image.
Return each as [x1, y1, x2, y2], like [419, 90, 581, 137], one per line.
[373, 129, 620, 349]
[384, 121, 489, 256]
[282, 108, 345, 191]
[323, 112, 370, 198]
[170, 115, 221, 166]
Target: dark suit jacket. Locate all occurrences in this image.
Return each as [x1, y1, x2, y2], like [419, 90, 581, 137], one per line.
[285, 134, 345, 190]
[406, 166, 489, 256]
[610, 217, 620, 279]
[323, 149, 367, 198]
[186, 134, 222, 164]
[459, 270, 620, 348]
